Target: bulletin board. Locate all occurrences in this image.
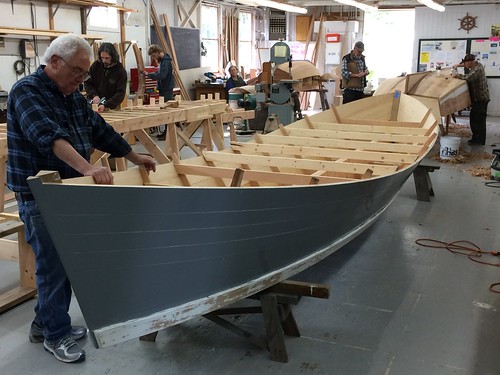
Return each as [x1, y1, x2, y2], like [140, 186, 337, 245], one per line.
[418, 37, 499, 78]
[470, 37, 500, 77]
[417, 38, 467, 72]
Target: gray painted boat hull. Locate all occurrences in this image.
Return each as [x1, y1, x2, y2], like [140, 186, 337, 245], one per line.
[28, 168, 413, 348]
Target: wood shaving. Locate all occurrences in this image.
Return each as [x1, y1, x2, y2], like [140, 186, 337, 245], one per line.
[466, 166, 492, 179]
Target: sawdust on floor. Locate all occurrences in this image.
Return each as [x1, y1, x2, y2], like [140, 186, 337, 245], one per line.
[429, 122, 497, 179]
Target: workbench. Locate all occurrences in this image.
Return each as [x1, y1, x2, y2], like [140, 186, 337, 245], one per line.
[99, 98, 255, 167]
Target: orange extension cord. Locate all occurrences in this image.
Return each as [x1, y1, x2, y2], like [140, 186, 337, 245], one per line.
[415, 239, 500, 294]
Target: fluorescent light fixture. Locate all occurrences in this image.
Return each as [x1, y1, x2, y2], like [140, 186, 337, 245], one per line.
[237, 0, 308, 14]
[417, 0, 445, 12]
[335, 0, 378, 13]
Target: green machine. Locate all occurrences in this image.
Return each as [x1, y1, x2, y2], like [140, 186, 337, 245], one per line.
[261, 41, 301, 128]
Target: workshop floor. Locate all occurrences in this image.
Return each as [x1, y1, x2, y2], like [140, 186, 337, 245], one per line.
[1, 114, 500, 375]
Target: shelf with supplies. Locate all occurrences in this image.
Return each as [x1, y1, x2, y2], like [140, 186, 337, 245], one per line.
[194, 82, 226, 100]
[130, 67, 159, 94]
[0, 26, 102, 41]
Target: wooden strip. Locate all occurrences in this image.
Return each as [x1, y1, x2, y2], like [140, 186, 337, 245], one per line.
[139, 166, 151, 185]
[132, 43, 145, 97]
[230, 168, 244, 187]
[174, 126, 203, 156]
[162, 14, 180, 71]
[174, 163, 354, 185]
[339, 118, 422, 128]
[331, 105, 342, 123]
[50, 0, 137, 12]
[203, 151, 398, 176]
[230, 142, 418, 164]
[390, 90, 401, 121]
[286, 128, 429, 144]
[254, 134, 423, 154]
[419, 108, 432, 129]
[304, 115, 315, 129]
[309, 121, 429, 135]
[133, 129, 171, 164]
[0, 287, 37, 314]
[0, 26, 102, 40]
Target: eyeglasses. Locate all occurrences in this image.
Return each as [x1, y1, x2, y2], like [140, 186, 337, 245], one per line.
[58, 56, 91, 82]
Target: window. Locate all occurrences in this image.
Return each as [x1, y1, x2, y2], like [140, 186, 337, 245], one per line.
[363, 10, 415, 89]
[238, 11, 253, 75]
[88, 0, 118, 30]
[201, 4, 219, 71]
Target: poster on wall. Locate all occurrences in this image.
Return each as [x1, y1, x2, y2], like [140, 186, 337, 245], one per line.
[418, 39, 467, 72]
[470, 38, 500, 77]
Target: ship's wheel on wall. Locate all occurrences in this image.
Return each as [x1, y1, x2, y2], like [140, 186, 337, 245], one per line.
[458, 13, 477, 33]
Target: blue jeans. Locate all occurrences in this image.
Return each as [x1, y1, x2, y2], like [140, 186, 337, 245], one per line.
[18, 199, 72, 341]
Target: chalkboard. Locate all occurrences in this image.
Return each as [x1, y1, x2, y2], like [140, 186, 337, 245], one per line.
[151, 26, 201, 70]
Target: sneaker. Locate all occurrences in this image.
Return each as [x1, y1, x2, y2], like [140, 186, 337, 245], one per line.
[29, 321, 88, 343]
[44, 335, 85, 363]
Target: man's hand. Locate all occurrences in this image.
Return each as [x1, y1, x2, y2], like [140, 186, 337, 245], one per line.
[126, 151, 157, 173]
[92, 96, 101, 104]
[97, 104, 106, 113]
[83, 165, 114, 184]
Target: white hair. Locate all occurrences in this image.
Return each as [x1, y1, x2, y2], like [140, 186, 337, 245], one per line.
[42, 34, 92, 64]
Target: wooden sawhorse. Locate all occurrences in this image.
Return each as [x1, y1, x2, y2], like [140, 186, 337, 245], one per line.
[140, 280, 330, 363]
[413, 162, 441, 202]
[0, 214, 37, 313]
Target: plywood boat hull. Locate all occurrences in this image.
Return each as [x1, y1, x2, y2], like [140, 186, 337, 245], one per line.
[27, 93, 438, 348]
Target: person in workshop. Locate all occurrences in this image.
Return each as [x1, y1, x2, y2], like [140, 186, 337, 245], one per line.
[452, 53, 490, 145]
[341, 41, 369, 104]
[84, 42, 128, 113]
[225, 65, 246, 93]
[140, 44, 175, 140]
[6, 34, 156, 364]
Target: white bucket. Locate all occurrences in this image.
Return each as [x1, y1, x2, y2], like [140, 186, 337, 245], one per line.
[440, 136, 460, 159]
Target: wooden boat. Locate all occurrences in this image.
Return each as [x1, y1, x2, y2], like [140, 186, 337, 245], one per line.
[27, 92, 438, 349]
[374, 70, 470, 134]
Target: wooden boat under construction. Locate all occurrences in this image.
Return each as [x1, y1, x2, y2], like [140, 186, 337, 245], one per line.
[27, 92, 438, 349]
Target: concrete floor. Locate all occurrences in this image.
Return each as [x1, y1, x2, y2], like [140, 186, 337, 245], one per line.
[1, 114, 500, 375]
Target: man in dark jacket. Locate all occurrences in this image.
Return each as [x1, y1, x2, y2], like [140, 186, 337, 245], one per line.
[341, 41, 369, 104]
[142, 44, 175, 139]
[85, 42, 127, 112]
